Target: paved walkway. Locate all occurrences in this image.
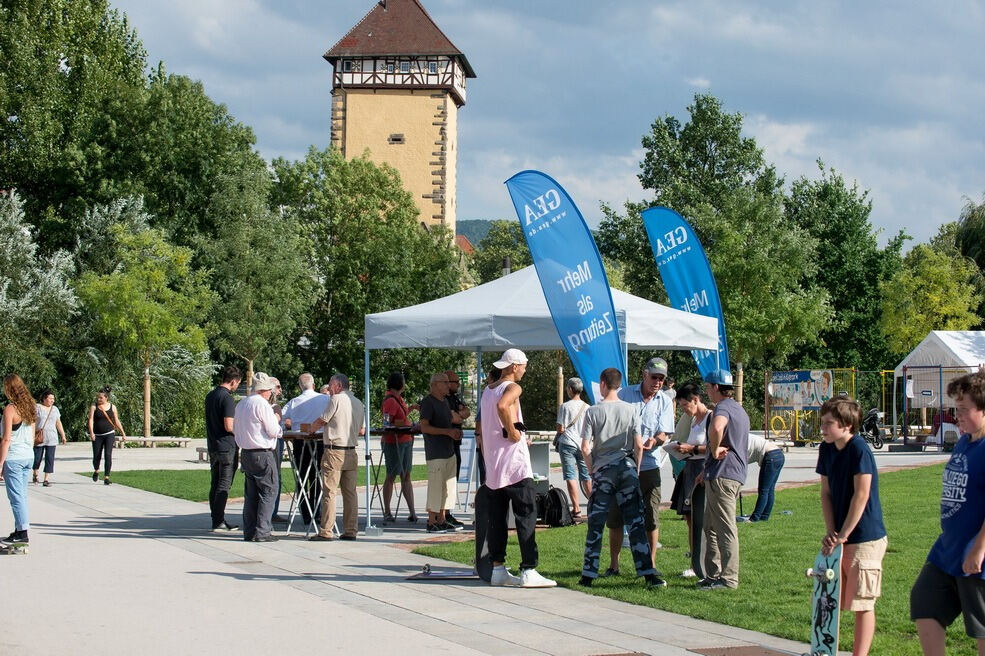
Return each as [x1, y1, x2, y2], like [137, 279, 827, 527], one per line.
[1, 442, 947, 655]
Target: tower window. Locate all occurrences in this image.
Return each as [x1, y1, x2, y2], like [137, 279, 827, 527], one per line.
[342, 60, 353, 72]
[388, 133, 405, 145]
[387, 62, 395, 73]
[400, 61, 410, 73]
[428, 61, 437, 74]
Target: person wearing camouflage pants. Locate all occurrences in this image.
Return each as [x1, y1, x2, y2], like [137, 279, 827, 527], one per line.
[578, 367, 665, 588]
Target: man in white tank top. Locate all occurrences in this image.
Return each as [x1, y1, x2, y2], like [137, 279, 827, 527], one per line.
[480, 349, 556, 589]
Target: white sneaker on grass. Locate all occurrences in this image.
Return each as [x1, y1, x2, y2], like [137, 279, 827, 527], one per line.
[490, 565, 521, 587]
[681, 568, 697, 578]
[520, 569, 557, 588]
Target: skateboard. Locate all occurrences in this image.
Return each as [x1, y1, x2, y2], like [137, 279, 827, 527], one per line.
[406, 562, 477, 581]
[0, 541, 29, 555]
[805, 544, 842, 656]
[474, 484, 492, 582]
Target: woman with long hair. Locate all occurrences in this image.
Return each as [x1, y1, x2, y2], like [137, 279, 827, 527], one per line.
[88, 386, 127, 485]
[33, 388, 67, 487]
[1, 374, 38, 547]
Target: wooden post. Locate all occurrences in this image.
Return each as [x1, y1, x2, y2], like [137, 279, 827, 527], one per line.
[557, 364, 564, 409]
[143, 366, 151, 438]
[736, 361, 745, 405]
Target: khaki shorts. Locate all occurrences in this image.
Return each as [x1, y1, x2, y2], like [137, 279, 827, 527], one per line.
[426, 456, 457, 512]
[842, 536, 888, 612]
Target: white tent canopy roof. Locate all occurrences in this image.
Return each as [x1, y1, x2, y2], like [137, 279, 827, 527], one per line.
[365, 265, 718, 352]
[894, 331, 985, 378]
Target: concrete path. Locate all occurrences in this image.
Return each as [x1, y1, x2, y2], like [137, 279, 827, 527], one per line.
[1, 441, 947, 655]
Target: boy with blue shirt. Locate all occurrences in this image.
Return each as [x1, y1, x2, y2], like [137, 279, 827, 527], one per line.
[911, 369, 985, 656]
[816, 396, 887, 656]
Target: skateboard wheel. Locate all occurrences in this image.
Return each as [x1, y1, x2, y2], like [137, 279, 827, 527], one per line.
[824, 568, 835, 581]
[422, 563, 431, 575]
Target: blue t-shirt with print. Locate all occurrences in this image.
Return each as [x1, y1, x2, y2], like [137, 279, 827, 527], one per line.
[928, 434, 985, 579]
[815, 434, 886, 544]
[617, 384, 675, 472]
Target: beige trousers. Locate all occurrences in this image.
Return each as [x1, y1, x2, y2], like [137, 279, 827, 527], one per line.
[703, 477, 742, 587]
[319, 448, 358, 538]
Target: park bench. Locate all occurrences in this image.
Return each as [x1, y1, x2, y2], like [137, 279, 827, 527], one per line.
[197, 447, 209, 462]
[115, 436, 192, 448]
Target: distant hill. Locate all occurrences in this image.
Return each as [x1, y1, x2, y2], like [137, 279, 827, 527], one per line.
[456, 219, 495, 246]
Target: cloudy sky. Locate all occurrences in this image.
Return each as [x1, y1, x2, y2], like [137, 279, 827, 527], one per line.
[109, 0, 984, 244]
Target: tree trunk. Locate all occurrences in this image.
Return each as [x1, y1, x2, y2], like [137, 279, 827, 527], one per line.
[246, 359, 254, 394]
[143, 366, 151, 438]
[736, 361, 745, 405]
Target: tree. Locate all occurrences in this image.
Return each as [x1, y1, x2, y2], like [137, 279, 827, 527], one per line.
[207, 166, 320, 386]
[271, 147, 465, 387]
[598, 94, 828, 400]
[470, 220, 532, 284]
[0, 191, 77, 382]
[0, 0, 148, 250]
[956, 195, 985, 272]
[880, 244, 981, 356]
[76, 205, 215, 436]
[785, 163, 907, 370]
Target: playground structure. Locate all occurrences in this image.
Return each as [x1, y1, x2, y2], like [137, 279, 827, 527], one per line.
[765, 368, 856, 445]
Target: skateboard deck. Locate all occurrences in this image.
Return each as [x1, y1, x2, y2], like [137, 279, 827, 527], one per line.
[806, 544, 842, 656]
[406, 563, 478, 581]
[0, 541, 29, 555]
[474, 485, 492, 582]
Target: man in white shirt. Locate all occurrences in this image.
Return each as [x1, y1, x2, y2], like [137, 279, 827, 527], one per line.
[233, 372, 283, 542]
[309, 374, 365, 541]
[278, 373, 331, 524]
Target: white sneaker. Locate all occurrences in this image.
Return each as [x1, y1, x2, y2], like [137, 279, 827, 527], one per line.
[681, 568, 697, 578]
[490, 565, 521, 587]
[520, 568, 557, 588]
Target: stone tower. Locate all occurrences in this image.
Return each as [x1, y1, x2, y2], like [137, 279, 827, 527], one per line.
[324, 0, 475, 234]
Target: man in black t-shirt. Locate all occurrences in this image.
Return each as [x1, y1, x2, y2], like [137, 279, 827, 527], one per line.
[444, 370, 471, 526]
[204, 365, 242, 531]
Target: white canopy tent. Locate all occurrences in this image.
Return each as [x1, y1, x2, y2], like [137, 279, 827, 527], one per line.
[892, 331, 985, 438]
[357, 265, 719, 532]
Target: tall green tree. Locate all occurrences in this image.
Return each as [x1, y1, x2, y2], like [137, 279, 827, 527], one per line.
[785, 163, 907, 370]
[76, 208, 215, 436]
[598, 94, 828, 400]
[0, 0, 147, 249]
[0, 191, 77, 381]
[271, 147, 464, 387]
[207, 166, 320, 386]
[880, 244, 981, 356]
[956, 195, 985, 272]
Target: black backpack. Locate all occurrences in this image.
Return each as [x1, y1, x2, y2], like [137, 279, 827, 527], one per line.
[543, 486, 574, 527]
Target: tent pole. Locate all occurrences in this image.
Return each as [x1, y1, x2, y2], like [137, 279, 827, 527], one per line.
[939, 366, 944, 453]
[364, 347, 374, 534]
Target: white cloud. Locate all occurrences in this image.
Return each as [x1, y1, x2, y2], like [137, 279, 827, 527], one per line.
[686, 77, 711, 89]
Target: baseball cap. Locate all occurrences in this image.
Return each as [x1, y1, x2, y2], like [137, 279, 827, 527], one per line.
[644, 357, 668, 376]
[493, 348, 528, 369]
[703, 369, 734, 387]
[253, 372, 277, 391]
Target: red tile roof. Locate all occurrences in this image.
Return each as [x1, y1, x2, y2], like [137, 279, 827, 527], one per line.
[455, 234, 475, 255]
[324, 0, 475, 77]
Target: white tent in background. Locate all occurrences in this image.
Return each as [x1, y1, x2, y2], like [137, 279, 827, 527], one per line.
[892, 331, 985, 439]
[358, 266, 720, 532]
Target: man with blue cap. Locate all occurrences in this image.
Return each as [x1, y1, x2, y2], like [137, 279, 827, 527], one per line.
[698, 368, 750, 590]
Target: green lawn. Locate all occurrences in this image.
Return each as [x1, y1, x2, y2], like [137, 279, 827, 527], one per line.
[80, 464, 428, 503]
[417, 464, 978, 656]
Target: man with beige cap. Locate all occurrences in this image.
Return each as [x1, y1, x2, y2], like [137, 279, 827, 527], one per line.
[233, 372, 283, 542]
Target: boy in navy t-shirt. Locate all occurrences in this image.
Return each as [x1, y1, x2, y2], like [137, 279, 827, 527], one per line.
[816, 396, 887, 656]
[911, 369, 985, 655]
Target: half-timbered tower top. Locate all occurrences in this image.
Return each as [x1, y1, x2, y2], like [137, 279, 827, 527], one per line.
[324, 0, 476, 107]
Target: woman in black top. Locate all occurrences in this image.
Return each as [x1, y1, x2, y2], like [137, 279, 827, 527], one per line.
[88, 387, 126, 485]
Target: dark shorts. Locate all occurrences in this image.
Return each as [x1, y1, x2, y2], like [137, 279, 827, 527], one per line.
[910, 561, 985, 638]
[382, 441, 413, 478]
[606, 468, 660, 532]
